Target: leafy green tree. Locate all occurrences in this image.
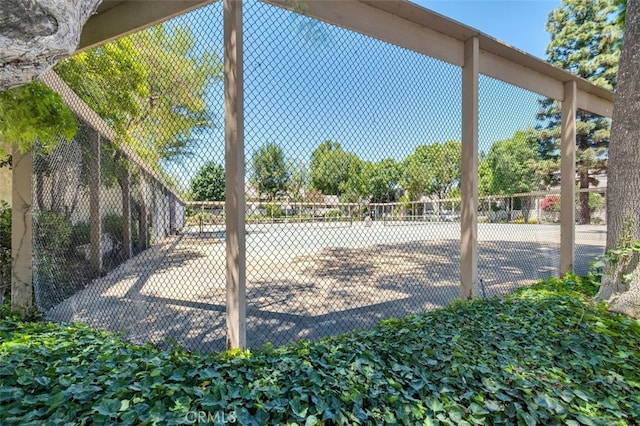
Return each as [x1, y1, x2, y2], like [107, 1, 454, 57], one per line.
[401, 140, 461, 201]
[537, 0, 622, 224]
[478, 152, 493, 196]
[286, 159, 309, 202]
[55, 24, 222, 250]
[338, 157, 365, 203]
[251, 143, 289, 200]
[0, 81, 77, 158]
[309, 140, 360, 196]
[363, 158, 401, 203]
[484, 131, 538, 195]
[190, 161, 225, 202]
[482, 131, 539, 221]
[55, 24, 222, 170]
[546, 0, 620, 90]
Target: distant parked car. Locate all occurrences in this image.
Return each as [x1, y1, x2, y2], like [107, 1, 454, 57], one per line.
[440, 210, 460, 222]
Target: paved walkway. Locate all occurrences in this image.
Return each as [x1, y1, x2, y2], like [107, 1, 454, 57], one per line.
[47, 223, 605, 352]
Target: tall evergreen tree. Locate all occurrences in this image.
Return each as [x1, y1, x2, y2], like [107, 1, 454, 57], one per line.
[537, 0, 621, 224]
[190, 161, 225, 202]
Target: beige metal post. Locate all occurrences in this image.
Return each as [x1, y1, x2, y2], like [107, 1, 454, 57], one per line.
[460, 37, 479, 299]
[11, 147, 34, 316]
[560, 81, 577, 275]
[224, 0, 247, 349]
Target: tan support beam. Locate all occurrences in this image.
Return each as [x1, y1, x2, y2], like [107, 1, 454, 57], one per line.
[11, 148, 34, 316]
[88, 128, 103, 274]
[122, 165, 133, 259]
[461, 37, 479, 300]
[576, 91, 614, 119]
[560, 81, 577, 275]
[265, 0, 464, 67]
[224, 0, 247, 349]
[78, 0, 215, 52]
[479, 51, 564, 102]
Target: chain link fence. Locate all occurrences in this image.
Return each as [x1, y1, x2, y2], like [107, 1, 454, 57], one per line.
[6, 0, 608, 352]
[36, 3, 226, 350]
[476, 76, 560, 297]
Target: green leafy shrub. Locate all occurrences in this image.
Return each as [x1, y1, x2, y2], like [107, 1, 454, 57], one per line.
[70, 221, 90, 246]
[0, 201, 10, 302]
[1, 275, 639, 425]
[102, 213, 124, 249]
[326, 209, 342, 219]
[34, 211, 73, 259]
[590, 217, 640, 285]
[33, 211, 75, 309]
[512, 217, 539, 224]
[264, 202, 282, 218]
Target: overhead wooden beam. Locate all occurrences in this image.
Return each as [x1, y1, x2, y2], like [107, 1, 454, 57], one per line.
[479, 50, 564, 102]
[577, 91, 614, 118]
[264, 0, 464, 67]
[78, 0, 216, 51]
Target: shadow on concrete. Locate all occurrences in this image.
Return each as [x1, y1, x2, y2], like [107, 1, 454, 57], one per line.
[46, 234, 606, 353]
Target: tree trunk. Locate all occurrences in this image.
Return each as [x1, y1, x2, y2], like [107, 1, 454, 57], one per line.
[0, 0, 102, 90]
[596, 0, 640, 318]
[578, 172, 591, 224]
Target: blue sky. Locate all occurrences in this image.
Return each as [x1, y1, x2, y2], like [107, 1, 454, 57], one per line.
[166, 0, 563, 189]
[416, 0, 561, 60]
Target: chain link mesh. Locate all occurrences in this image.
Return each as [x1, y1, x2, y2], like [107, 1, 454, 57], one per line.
[242, 0, 466, 347]
[477, 76, 562, 297]
[16, 0, 609, 352]
[34, 3, 227, 351]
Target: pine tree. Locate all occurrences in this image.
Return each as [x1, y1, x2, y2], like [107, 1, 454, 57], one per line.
[536, 0, 621, 224]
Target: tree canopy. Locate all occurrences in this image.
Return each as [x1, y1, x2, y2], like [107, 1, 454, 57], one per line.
[546, 0, 621, 90]
[538, 0, 622, 224]
[190, 161, 225, 202]
[309, 140, 360, 196]
[285, 159, 309, 202]
[401, 141, 461, 201]
[55, 24, 223, 171]
[0, 81, 77, 158]
[481, 131, 539, 196]
[363, 158, 401, 203]
[251, 143, 289, 200]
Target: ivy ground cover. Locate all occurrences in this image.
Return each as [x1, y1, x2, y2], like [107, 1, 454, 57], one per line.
[1, 276, 639, 425]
